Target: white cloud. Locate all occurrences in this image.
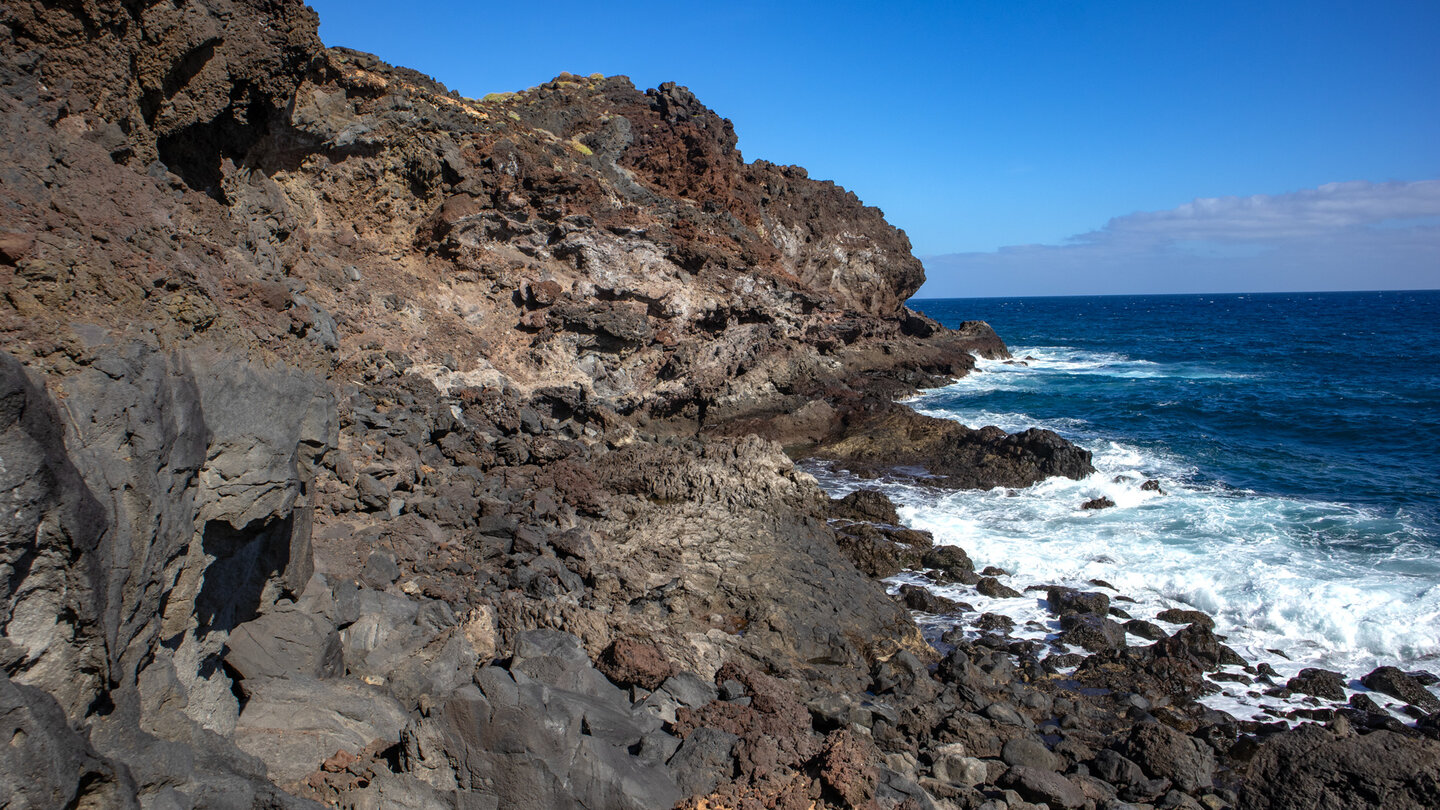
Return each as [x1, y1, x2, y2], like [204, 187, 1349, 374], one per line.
[919, 180, 1440, 297]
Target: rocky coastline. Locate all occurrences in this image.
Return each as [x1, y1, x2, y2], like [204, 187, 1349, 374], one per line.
[2, 2, 1438, 808]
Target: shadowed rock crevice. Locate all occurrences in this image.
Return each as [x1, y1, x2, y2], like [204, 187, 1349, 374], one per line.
[194, 515, 299, 638]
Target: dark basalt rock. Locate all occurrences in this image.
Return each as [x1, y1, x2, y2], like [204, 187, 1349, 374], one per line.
[813, 401, 1095, 489]
[1059, 613, 1128, 653]
[1239, 726, 1440, 810]
[1362, 666, 1440, 714]
[1048, 586, 1112, 617]
[0, 673, 137, 810]
[1125, 619, 1168, 641]
[833, 521, 930, 578]
[11, 0, 1436, 807]
[922, 545, 976, 580]
[1286, 668, 1348, 702]
[999, 765, 1087, 809]
[899, 584, 964, 614]
[1081, 496, 1116, 510]
[1116, 722, 1215, 794]
[831, 489, 901, 524]
[1156, 608, 1216, 630]
[977, 576, 1023, 599]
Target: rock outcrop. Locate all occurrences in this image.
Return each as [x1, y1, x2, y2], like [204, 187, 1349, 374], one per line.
[3, 1, 1431, 809]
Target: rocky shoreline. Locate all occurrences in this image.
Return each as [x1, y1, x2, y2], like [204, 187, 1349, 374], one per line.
[2, 1, 1438, 808]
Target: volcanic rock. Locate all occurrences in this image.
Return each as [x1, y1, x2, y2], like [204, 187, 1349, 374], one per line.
[1362, 666, 1440, 714]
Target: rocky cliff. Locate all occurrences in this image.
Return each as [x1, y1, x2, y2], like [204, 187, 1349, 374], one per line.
[2, 2, 1437, 809]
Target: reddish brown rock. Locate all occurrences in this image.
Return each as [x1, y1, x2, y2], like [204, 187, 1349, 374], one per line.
[598, 638, 678, 691]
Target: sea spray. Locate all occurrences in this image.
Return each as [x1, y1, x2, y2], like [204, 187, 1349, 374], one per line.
[814, 290, 1440, 721]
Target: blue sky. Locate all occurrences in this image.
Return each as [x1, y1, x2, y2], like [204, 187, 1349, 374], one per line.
[307, 0, 1439, 297]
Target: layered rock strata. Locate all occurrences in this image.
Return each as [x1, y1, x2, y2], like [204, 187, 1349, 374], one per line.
[2, 1, 1436, 809]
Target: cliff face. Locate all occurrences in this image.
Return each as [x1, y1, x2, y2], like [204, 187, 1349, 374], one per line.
[0, 2, 1036, 805]
[13, 4, 1429, 810]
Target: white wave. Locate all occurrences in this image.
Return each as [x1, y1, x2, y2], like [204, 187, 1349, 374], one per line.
[804, 447, 1440, 721]
[821, 335, 1440, 720]
[911, 346, 1249, 401]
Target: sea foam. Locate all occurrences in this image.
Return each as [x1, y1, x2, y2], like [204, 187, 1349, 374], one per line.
[807, 343, 1440, 721]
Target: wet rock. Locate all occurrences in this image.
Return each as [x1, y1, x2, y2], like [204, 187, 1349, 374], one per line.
[814, 405, 1095, 490]
[1059, 613, 1128, 652]
[1082, 496, 1116, 510]
[922, 545, 977, 580]
[1361, 666, 1440, 714]
[1286, 668, 1348, 702]
[900, 584, 965, 614]
[1156, 609, 1215, 630]
[1348, 692, 1386, 714]
[1154, 623, 1247, 670]
[1048, 586, 1112, 617]
[975, 613, 1016, 634]
[834, 521, 926, 578]
[977, 577, 1023, 599]
[832, 489, 901, 524]
[1125, 619, 1168, 641]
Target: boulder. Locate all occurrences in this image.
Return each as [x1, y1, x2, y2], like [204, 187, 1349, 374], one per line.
[1116, 722, 1215, 794]
[1059, 613, 1128, 653]
[1001, 737, 1062, 772]
[0, 673, 137, 809]
[1156, 609, 1215, 630]
[225, 608, 343, 681]
[1286, 668, 1348, 702]
[233, 676, 410, 786]
[1361, 666, 1440, 714]
[1000, 766, 1087, 809]
[831, 489, 901, 524]
[1047, 586, 1111, 617]
[1241, 725, 1440, 809]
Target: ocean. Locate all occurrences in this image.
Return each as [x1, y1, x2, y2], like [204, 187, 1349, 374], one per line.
[807, 289, 1440, 720]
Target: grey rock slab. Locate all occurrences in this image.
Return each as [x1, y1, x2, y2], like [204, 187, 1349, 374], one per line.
[658, 672, 719, 709]
[1001, 766, 1088, 809]
[225, 608, 342, 681]
[667, 726, 739, 797]
[1002, 737, 1062, 772]
[405, 663, 680, 810]
[983, 701, 1032, 728]
[233, 676, 410, 785]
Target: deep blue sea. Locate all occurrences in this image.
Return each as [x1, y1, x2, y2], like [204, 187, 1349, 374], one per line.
[811, 290, 1440, 717]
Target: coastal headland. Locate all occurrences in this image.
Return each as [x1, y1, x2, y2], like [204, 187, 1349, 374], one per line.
[1, 1, 1436, 808]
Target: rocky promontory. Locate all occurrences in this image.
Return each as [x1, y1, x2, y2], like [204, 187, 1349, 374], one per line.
[2, 1, 1437, 808]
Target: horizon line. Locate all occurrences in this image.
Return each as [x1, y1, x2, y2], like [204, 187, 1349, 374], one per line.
[908, 286, 1440, 302]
